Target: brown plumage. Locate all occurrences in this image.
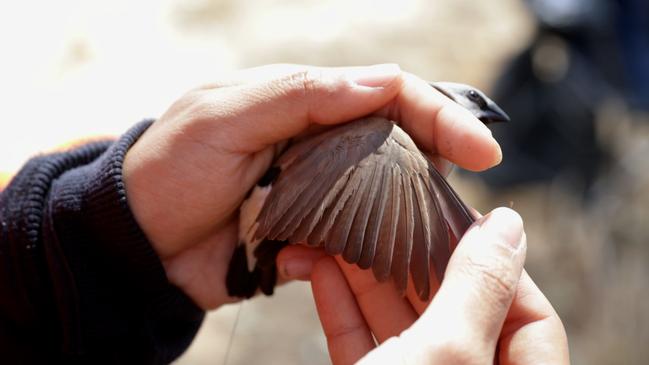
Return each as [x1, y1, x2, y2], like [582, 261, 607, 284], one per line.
[225, 82, 509, 300]
[253, 117, 475, 300]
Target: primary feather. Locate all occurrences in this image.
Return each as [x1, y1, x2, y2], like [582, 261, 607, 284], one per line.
[253, 117, 476, 300]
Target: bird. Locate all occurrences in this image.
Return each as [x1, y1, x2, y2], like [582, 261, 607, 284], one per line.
[226, 82, 510, 301]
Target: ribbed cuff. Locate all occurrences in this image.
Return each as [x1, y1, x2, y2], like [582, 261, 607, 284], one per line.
[0, 138, 113, 362]
[48, 120, 204, 362]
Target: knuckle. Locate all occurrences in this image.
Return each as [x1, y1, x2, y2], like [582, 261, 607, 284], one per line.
[325, 321, 367, 341]
[433, 338, 481, 365]
[166, 89, 204, 117]
[180, 92, 234, 129]
[297, 69, 321, 97]
[280, 69, 340, 102]
[188, 91, 217, 117]
[284, 69, 322, 100]
[349, 273, 384, 299]
[462, 255, 518, 308]
[400, 329, 486, 365]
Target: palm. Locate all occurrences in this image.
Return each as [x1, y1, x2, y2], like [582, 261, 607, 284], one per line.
[125, 118, 276, 308]
[122, 65, 502, 310]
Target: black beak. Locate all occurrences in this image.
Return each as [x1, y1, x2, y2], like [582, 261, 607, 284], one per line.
[429, 82, 510, 125]
[478, 102, 510, 124]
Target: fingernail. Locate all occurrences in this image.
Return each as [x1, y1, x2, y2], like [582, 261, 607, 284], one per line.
[479, 207, 524, 249]
[475, 125, 502, 168]
[282, 259, 313, 279]
[492, 143, 503, 166]
[347, 63, 401, 88]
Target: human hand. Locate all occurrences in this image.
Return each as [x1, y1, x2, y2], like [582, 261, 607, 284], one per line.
[300, 207, 569, 364]
[122, 64, 502, 310]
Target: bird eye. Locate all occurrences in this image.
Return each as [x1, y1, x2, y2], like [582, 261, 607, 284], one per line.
[467, 89, 487, 108]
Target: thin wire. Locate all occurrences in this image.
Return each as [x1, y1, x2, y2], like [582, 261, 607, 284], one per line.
[222, 301, 244, 365]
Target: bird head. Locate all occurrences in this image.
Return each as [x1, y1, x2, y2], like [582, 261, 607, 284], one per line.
[431, 82, 510, 125]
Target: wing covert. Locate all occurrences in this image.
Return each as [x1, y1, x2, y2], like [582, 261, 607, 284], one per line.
[254, 117, 475, 300]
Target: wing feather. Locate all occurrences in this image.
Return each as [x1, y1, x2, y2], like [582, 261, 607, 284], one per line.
[372, 166, 400, 282]
[271, 172, 327, 240]
[391, 170, 414, 294]
[273, 153, 348, 241]
[421, 171, 453, 281]
[357, 164, 387, 269]
[291, 169, 353, 245]
[306, 171, 355, 247]
[410, 173, 432, 299]
[253, 117, 477, 300]
[343, 163, 380, 263]
[326, 165, 372, 255]
[428, 165, 477, 240]
[262, 150, 333, 239]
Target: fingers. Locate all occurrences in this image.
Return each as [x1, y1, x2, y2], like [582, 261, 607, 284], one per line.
[377, 72, 502, 171]
[499, 270, 570, 364]
[276, 245, 327, 281]
[198, 63, 332, 89]
[190, 64, 500, 171]
[311, 257, 376, 365]
[405, 271, 438, 315]
[334, 257, 418, 344]
[428, 154, 455, 177]
[285, 209, 553, 365]
[428, 208, 525, 348]
[279, 245, 418, 344]
[361, 208, 526, 364]
[197, 64, 404, 153]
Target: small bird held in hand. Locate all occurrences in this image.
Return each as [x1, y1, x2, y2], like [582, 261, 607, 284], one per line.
[226, 82, 509, 300]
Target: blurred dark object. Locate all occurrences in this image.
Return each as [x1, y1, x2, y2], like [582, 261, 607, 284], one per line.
[479, 0, 649, 193]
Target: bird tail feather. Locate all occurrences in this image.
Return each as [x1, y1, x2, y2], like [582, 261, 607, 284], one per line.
[226, 240, 288, 298]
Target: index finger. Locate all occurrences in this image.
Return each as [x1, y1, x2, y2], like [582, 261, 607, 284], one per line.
[198, 65, 502, 172]
[375, 72, 502, 171]
[499, 270, 570, 364]
[400, 208, 526, 363]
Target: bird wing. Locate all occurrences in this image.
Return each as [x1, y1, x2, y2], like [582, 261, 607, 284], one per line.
[254, 117, 476, 300]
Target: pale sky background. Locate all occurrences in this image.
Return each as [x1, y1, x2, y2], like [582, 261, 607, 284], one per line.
[0, 0, 531, 174]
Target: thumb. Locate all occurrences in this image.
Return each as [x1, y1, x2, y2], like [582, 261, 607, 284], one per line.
[434, 207, 526, 345]
[360, 207, 526, 364]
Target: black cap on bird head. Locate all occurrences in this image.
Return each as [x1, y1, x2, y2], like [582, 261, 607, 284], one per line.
[431, 82, 510, 125]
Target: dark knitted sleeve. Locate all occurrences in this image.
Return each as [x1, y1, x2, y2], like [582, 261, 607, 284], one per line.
[0, 120, 205, 364]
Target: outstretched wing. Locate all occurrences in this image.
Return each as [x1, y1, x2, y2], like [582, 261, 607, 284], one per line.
[254, 117, 476, 300]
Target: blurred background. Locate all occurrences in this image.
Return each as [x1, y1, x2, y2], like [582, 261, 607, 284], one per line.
[1, 0, 647, 364]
